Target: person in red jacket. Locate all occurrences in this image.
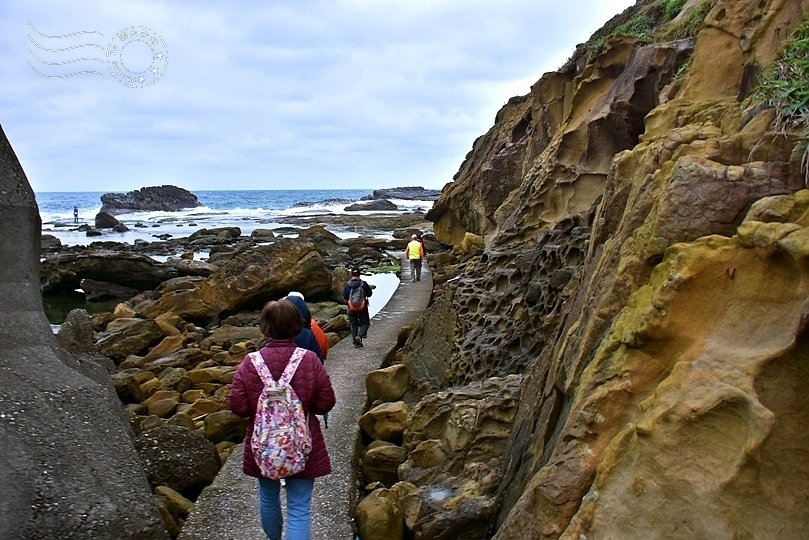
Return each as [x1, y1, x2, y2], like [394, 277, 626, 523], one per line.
[230, 299, 336, 540]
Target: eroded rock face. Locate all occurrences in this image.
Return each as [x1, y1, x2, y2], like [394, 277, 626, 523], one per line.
[354, 376, 522, 539]
[401, 376, 522, 488]
[0, 126, 168, 537]
[557, 213, 809, 538]
[399, 217, 589, 389]
[141, 238, 334, 323]
[41, 251, 178, 294]
[398, 0, 809, 538]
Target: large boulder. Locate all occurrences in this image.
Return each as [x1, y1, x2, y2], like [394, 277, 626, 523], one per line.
[0, 125, 168, 537]
[187, 227, 242, 241]
[359, 401, 409, 443]
[56, 309, 116, 374]
[296, 225, 341, 252]
[134, 423, 221, 495]
[355, 483, 415, 540]
[41, 251, 178, 294]
[141, 238, 335, 323]
[366, 364, 410, 403]
[94, 211, 122, 229]
[362, 441, 407, 487]
[100, 185, 201, 215]
[95, 318, 166, 363]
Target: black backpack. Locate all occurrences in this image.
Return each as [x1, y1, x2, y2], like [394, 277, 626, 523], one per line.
[347, 283, 367, 312]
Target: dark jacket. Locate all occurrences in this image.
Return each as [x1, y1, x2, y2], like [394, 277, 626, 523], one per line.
[294, 328, 323, 361]
[229, 339, 336, 479]
[259, 329, 323, 362]
[342, 277, 372, 310]
[285, 296, 325, 361]
[285, 295, 313, 326]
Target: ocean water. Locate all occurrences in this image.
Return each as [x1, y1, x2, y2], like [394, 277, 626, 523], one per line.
[38, 189, 423, 324]
[37, 189, 435, 246]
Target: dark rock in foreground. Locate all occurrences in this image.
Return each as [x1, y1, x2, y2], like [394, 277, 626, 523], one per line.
[0, 125, 169, 538]
[101, 185, 201, 215]
[95, 211, 129, 232]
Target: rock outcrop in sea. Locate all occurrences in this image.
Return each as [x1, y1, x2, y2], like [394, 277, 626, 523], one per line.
[362, 186, 443, 201]
[100, 185, 202, 214]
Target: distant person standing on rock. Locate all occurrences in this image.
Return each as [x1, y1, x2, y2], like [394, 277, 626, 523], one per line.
[230, 300, 336, 540]
[406, 234, 425, 282]
[73, 205, 79, 224]
[343, 268, 372, 348]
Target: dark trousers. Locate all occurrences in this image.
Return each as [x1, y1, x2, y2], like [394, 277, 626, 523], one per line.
[409, 258, 422, 281]
[348, 309, 370, 340]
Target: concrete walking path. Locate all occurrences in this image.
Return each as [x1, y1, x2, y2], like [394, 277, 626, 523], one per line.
[179, 254, 432, 539]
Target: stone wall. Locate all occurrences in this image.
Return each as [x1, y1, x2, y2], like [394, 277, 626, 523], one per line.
[0, 125, 168, 539]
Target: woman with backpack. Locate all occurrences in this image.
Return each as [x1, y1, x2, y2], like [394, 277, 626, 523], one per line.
[229, 299, 336, 540]
[342, 267, 373, 348]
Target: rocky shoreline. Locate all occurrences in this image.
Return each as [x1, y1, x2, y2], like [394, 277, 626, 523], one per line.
[42, 207, 443, 536]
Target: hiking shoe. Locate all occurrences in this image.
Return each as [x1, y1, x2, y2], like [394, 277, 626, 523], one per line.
[353, 338, 362, 348]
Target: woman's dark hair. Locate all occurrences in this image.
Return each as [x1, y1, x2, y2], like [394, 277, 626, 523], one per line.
[259, 299, 303, 340]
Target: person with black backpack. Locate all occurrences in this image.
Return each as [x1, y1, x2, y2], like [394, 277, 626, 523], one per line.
[342, 267, 373, 348]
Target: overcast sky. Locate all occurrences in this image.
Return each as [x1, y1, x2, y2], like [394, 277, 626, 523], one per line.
[1, 1, 635, 193]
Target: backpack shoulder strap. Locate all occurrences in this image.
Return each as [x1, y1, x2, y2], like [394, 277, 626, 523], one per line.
[248, 351, 276, 385]
[279, 347, 307, 385]
[247, 351, 277, 386]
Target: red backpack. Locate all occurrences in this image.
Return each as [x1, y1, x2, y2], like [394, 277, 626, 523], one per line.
[347, 283, 367, 312]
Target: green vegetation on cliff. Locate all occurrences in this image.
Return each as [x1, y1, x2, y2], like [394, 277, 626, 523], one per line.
[583, 0, 712, 54]
[754, 19, 809, 134]
[753, 18, 809, 175]
[659, 0, 713, 41]
[659, 0, 687, 19]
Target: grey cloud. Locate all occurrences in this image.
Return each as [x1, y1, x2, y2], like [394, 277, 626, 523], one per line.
[1, 0, 635, 191]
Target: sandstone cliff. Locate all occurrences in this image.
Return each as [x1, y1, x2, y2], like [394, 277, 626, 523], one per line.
[392, 0, 809, 538]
